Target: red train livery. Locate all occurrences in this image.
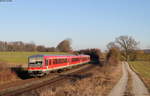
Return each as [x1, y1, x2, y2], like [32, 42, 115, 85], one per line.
[28, 54, 90, 76]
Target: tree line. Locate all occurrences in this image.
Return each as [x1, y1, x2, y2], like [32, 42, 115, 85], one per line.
[0, 39, 72, 52]
[0, 35, 142, 63]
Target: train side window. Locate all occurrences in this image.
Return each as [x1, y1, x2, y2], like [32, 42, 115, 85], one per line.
[65, 59, 67, 63]
[52, 58, 68, 64]
[59, 59, 62, 63]
[59, 59, 61, 64]
[62, 59, 65, 63]
[56, 59, 60, 64]
[53, 59, 57, 64]
[57, 59, 60, 64]
[72, 58, 79, 62]
[55, 59, 58, 64]
[63, 59, 66, 63]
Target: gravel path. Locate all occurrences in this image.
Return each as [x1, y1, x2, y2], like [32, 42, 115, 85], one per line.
[126, 62, 149, 96]
[108, 62, 149, 96]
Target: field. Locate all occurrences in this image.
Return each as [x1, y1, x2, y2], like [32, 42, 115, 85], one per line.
[0, 52, 67, 67]
[129, 61, 150, 91]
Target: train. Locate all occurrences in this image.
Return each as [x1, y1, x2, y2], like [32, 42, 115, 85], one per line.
[28, 54, 90, 76]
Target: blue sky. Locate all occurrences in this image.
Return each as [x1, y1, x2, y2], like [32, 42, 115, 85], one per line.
[0, 0, 150, 50]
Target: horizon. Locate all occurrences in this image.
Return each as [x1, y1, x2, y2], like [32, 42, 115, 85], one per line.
[0, 0, 150, 50]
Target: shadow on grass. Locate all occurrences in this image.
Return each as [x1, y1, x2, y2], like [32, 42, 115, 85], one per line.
[11, 66, 32, 80]
[61, 73, 93, 83]
[89, 60, 104, 67]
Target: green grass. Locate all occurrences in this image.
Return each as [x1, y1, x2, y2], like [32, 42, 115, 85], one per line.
[0, 52, 68, 65]
[129, 61, 150, 78]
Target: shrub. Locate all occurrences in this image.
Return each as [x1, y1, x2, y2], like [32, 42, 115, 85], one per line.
[106, 48, 120, 66]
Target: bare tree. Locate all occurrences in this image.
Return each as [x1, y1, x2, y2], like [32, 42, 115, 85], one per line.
[115, 35, 139, 61]
[36, 45, 46, 52]
[107, 42, 118, 49]
[56, 39, 72, 52]
[0, 41, 7, 51]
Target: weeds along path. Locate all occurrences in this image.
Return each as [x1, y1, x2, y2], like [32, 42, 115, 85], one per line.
[0, 64, 96, 96]
[108, 62, 150, 96]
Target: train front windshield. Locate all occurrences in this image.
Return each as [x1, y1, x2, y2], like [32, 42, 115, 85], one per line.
[29, 61, 43, 65]
[29, 57, 43, 66]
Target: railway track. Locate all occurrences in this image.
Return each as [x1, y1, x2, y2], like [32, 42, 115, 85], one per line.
[0, 64, 96, 96]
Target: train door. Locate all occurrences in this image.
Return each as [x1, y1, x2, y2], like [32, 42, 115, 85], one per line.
[45, 59, 49, 69]
[48, 59, 53, 69]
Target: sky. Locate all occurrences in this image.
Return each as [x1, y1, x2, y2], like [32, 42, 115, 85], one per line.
[0, 0, 150, 50]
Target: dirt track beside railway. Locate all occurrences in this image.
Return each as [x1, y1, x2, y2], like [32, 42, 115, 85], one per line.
[108, 62, 150, 96]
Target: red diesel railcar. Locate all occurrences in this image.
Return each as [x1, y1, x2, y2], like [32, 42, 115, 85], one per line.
[28, 54, 90, 76]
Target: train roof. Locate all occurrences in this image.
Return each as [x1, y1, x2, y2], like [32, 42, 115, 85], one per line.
[29, 54, 89, 58]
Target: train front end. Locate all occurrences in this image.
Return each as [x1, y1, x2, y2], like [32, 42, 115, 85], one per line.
[28, 55, 45, 77]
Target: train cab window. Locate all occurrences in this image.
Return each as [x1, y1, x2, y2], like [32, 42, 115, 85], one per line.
[35, 61, 43, 65]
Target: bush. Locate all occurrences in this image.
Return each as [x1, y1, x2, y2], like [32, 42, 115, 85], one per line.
[106, 48, 120, 66]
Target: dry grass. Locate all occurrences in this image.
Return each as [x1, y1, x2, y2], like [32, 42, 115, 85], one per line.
[0, 62, 19, 85]
[23, 64, 122, 96]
